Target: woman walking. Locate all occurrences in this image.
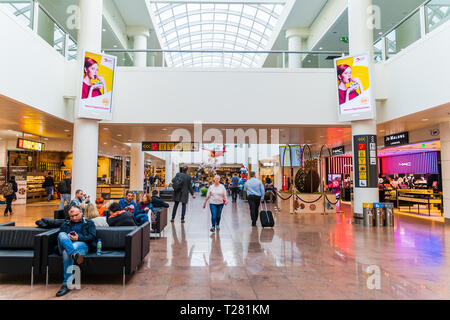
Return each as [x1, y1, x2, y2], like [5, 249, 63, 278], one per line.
[3, 176, 18, 216]
[203, 175, 228, 232]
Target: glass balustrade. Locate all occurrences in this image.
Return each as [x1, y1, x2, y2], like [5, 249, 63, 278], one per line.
[426, 0, 450, 33]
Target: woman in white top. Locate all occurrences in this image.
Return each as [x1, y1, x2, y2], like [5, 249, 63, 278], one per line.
[84, 203, 109, 227]
[203, 175, 228, 232]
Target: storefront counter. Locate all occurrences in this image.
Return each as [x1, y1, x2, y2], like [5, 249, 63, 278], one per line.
[96, 184, 129, 200]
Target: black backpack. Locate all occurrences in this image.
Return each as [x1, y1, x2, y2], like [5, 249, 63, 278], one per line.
[58, 179, 68, 194]
[172, 174, 183, 192]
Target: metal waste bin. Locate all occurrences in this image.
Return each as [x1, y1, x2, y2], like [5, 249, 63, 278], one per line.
[373, 203, 385, 227]
[363, 203, 374, 226]
[383, 202, 394, 227]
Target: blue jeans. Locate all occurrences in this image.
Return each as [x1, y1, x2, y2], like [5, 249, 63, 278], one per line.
[57, 232, 89, 285]
[135, 213, 149, 225]
[210, 203, 224, 228]
[58, 194, 71, 210]
[45, 186, 54, 200]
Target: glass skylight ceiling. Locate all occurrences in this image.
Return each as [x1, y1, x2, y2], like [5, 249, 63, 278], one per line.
[148, 1, 285, 68]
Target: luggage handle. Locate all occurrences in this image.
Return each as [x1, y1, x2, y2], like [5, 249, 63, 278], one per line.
[262, 199, 268, 212]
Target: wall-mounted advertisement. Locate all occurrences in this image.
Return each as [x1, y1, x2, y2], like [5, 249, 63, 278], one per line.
[78, 51, 117, 120]
[9, 166, 27, 204]
[334, 53, 375, 122]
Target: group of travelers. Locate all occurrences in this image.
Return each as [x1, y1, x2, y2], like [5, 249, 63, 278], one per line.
[54, 188, 169, 297]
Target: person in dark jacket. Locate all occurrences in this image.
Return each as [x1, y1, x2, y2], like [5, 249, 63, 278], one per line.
[171, 167, 196, 223]
[151, 189, 169, 208]
[42, 172, 55, 201]
[3, 176, 18, 216]
[56, 204, 96, 297]
[58, 173, 72, 210]
[107, 202, 137, 227]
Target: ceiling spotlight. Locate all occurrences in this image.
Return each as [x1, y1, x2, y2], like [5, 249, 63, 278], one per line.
[23, 116, 29, 119]
[103, 128, 109, 130]
[128, 139, 132, 142]
[319, 47, 323, 50]
[103, 142, 107, 145]
[64, 129, 70, 132]
[44, 138, 49, 140]
[117, 134, 122, 137]
[422, 118, 429, 121]
[102, 28, 106, 32]
[113, 45, 118, 48]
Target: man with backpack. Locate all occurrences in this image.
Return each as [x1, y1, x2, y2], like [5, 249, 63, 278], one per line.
[2, 176, 17, 216]
[171, 167, 195, 223]
[58, 173, 72, 210]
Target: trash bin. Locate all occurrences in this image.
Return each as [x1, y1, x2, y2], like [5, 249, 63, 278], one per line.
[363, 203, 374, 227]
[383, 202, 394, 227]
[373, 203, 385, 227]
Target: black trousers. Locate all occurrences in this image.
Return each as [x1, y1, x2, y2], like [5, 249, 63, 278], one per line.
[247, 195, 261, 225]
[172, 201, 187, 220]
[4, 196, 13, 214]
[231, 187, 239, 201]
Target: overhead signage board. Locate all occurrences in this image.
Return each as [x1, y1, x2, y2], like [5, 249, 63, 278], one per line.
[17, 138, 44, 151]
[78, 51, 117, 120]
[331, 146, 345, 156]
[353, 135, 378, 188]
[384, 132, 409, 147]
[142, 142, 199, 152]
[279, 145, 302, 167]
[334, 53, 375, 122]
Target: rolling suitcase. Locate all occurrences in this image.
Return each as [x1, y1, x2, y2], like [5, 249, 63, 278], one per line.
[260, 200, 274, 228]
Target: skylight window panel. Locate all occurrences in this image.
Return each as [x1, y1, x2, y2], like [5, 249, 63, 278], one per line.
[229, 4, 243, 14]
[274, 5, 283, 16]
[191, 34, 201, 41]
[190, 25, 201, 33]
[253, 22, 266, 33]
[203, 23, 214, 31]
[201, 3, 214, 11]
[215, 24, 226, 31]
[243, 5, 257, 17]
[225, 34, 235, 42]
[215, 3, 228, 11]
[177, 17, 188, 26]
[215, 13, 227, 22]
[189, 13, 201, 23]
[228, 14, 240, 24]
[159, 9, 172, 21]
[240, 17, 253, 28]
[172, 4, 186, 16]
[203, 13, 214, 21]
[227, 25, 238, 34]
[187, 3, 200, 12]
[257, 10, 270, 23]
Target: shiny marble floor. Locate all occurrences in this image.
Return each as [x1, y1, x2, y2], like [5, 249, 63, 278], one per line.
[1, 195, 450, 300]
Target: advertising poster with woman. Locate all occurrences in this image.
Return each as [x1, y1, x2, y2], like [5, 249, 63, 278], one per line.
[78, 51, 117, 120]
[334, 54, 374, 122]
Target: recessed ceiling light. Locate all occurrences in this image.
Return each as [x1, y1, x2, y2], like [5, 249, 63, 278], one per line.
[7, 130, 12, 132]
[422, 118, 429, 121]
[320, 136, 325, 138]
[378, 32, 383, 35]
[113, 45, 118, 48]
[103, 128, 109, 130]
[319, 47, 323, 50]
[102, 28, 106, 32]
[103, 142, 107, 145]
[23, 116, 29, 119]
[117, 134, 122, 137]
[162, 128, 168, 131]
[379, 129, 385, 132]
[128, 139, 132, 142]
[113, 145, 117, 148]
[64, 129, 70, 132]
[44, 138, 48, 140]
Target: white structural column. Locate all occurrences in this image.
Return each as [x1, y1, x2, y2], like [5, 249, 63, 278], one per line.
[72, 0, 103, 199]
[439, 122, 450, 222]
[130, 144, 144, 191]
[285, 28, 309, 68]
[165, 152, 173, 186]
[122, 157, 127, 184]
[127, 26, 150, 67]
[127, 27, 149, 191]
[349, 0, 379, 219]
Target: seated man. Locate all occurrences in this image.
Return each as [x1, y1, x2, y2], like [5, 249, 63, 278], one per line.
[151, 189, 169, 208]
[107, 202, 137, 227]
[118, 191, 137, 213]
[70, 189, 91, 209]
[56, 204, 96, 297]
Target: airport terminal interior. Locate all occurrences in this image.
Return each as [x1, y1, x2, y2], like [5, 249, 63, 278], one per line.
[1, 0, 450, 300]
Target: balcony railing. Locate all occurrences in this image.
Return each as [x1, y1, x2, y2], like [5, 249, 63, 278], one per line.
[374, 0, 450, 62]
[102, 49, 346, 69]
[0, 0, 77, 60]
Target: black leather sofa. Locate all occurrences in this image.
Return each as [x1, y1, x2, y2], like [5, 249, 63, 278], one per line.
[0, 222, 15, 227]
[41, 222, 150, 285]
[0, 227, 48, 285]
[151, 207, 167, 236]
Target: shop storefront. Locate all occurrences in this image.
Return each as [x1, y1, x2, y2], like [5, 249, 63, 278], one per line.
[326, 155, 353, 201]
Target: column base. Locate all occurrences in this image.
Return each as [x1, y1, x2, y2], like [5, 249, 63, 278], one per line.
[353, 212, 364, 224]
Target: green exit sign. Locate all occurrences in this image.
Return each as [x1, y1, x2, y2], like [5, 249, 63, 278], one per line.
[340, 37, 349, 43]
[422, 144, 426, 148]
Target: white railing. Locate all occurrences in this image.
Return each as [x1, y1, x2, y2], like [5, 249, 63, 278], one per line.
[373, 0, 450, 62]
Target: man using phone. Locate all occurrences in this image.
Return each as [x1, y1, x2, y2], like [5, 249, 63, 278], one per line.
[119, 191, 137, 212]
[55, 204, 96, 297]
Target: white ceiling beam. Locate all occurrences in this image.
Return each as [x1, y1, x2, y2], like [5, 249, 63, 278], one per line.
[306, 0, 347, 51]
[103, 0, 129, 49]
